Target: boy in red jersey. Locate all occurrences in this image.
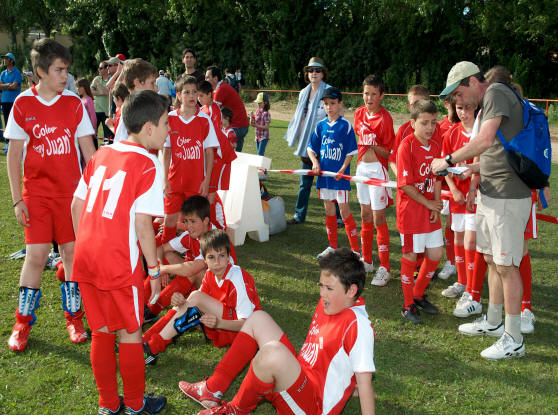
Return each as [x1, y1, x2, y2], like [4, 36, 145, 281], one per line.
[71, 91, 167, 415]
[178, 248, 375, 415]
[353, 75, 394, 286]
[397, 100, 444, 324]
[221, 107, 237, 148]
[6, 39, 96, 352]
[143, 229, 260, 364]
[158, 75, 219, 246]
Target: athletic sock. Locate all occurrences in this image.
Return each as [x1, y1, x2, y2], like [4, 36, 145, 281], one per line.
[445, 226, 455, 264]
[519, 253, 532, 312]
[325, 215, 338, 249]
[415, 252, 425, 272]
[454, 244, 466, 286]
[206, 331, 259, 395]
[143, 309, 177, 343]
[119, 342, 145, 411]
[148, 333, 173, 354]
[230, 362, 274, 413]
[91, 331, 120, 411]
[360, 221, 374, 265]
[464, 248, 476, 294]
[413, 257, 439, 298]
[505, 314, 523, 344]
[400, 257, 416, 308]
[148, 276, 193, 316]
[161, 225, 177, 245]
[471, 251, 487, 303]
[376, 222, 390, 271]
[343, 214, 360, 252]
[486, 303, 503, 326]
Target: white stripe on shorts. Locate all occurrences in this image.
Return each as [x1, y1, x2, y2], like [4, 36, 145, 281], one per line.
[132, 286, 140, 326]
[279, 390, 307, 415]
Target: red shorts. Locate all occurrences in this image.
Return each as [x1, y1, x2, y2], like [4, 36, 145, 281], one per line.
[203, 305, 238, 347]
[24, 196, 75, 244]
[209, 159, 231, 191]
[164, 190, 198, 214]
[80, 268, 144, 333]
[524, 202, 537, 240]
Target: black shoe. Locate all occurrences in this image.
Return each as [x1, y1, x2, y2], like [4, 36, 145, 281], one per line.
[143, 305, 158, 324]
[287, 218, 302, 225]
[97, 396, 123, 415]
[414, 296, 439, 314]
[124, 393, 166, 414]
[143, 342, 158, 366]
[402, 304, 422, 324]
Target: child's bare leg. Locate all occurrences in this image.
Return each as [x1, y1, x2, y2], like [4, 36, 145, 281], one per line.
[19, 243, 50, 287]
[58, 241, 75, 281]
[251, 342, 301, 391]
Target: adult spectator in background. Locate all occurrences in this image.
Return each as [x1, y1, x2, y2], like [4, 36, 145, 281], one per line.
[224, 68, 239, 92]
[156, 69, 172, 98]
[91, 60, 112, 141]
[284, 57, 330, 225]
[0, 53, 22, 147]
[206, 65, 249, 151]
[106, 55, 125, 119]
[432, 62, 532, 360]
[235, 68, 244, 90]
[182, 49, 204, 84]
[65, 72, 77, 94]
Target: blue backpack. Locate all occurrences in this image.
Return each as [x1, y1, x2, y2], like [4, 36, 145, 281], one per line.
[496, 83, 551, 205]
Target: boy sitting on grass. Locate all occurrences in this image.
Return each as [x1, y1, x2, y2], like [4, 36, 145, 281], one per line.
[143, 229, 261, 365]
[179, 247, 375, 415]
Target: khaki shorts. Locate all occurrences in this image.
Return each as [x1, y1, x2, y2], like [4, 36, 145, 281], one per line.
[476, 193, 531, 266]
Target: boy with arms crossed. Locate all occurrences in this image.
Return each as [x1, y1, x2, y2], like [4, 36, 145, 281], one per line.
[397, 100, 444, 324]
[353, 75, 394, 285]
[71, 91, 168, 415]
[6, 39, 96, 351]
[179, 248, 375, 415]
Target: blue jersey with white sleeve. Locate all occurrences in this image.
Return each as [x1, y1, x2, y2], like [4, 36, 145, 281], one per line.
[308, 116, 358, 191]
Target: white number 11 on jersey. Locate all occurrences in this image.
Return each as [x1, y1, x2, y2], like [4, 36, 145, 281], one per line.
[86, 165, 127, 219]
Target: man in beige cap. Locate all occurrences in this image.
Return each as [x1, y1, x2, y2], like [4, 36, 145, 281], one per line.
[432, 62, 531, 360]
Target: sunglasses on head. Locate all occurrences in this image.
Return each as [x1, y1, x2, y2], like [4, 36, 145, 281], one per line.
[307, 68, 322, 73]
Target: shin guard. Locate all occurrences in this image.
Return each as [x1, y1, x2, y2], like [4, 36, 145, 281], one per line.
[18, 287, 42, 325]
[61, 281, 82, 317]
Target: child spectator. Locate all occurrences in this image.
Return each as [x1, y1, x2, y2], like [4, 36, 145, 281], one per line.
[71, 90, 168, 414]
[76, 77, 97, 148]
[250, 92, 271, 156]
[178, 248, 375, 415]
[307, 87, 360, 259]
[143, 229, 260, 364]
[6, 39, 96, 352]
[104, 81, 129, 137]
[397, 99, 443, 324]
[221, 106, 237, 148]
[353, 75, 394, 285]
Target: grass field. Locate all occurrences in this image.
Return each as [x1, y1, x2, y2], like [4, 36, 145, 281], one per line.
[0, 121, 557, 415]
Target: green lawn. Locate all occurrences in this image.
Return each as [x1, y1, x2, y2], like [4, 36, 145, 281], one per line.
[0, 122, 557, 414]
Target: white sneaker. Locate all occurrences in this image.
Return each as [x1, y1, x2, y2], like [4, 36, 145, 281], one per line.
[521, 309, 535, 334]
[480, 332, 525, 360]
[438, 260, 456, 280]
[371, 266, 390, 286]
[363, 261, 374, 273]
[453, 293, 482, 318]
[442, 282, 465, 298]
[45, 250, 61, 270]
[458, 314, 504, 337]
[317, 246, 335, 260]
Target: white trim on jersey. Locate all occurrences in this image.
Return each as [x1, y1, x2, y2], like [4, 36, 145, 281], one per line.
[113, 118, 128, 144]
[222, 265, 256, 319]
[278, 390, 306, 415]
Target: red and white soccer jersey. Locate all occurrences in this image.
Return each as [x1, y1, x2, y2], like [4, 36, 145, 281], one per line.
[441, 123, 475, 214]
[201, 102, 222, 129]
[5, 86, 95, 198]
[396, 133, 442, 234]
[165, 108, 219, 194]
[168, 223, 233, 262]
[353, 106, 394, 169]
[72, 141, 165, 290]
[223, 127, 237, 146]
[297, 297, 375, 415]
[438, 116, 453, 136]
[213, 81, 249, 128]
[389, 120, 442, 166]
[211, 192, 226, 230]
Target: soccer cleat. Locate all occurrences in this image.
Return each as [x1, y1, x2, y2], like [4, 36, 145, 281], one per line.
[371, 266, 390, 286]
[123, 393, 166, 414]
[45, 249, 62, 270]
[179, 379, 223, 409]
[8, 248, 26, 260]
[480, 332, 525, 360]
[286, 218, 302, 225]
[453, 293, 482, 318]
[458, 314, 504, 337]
[414, 296, 439, 314]
[442, 282, 466, 298]
[521, 309, 535, 334]
[98, 397, 123, 415]
[66, 315, 88, 343]
[198, 402, 245, 415]
[143, 342, 158, 366]
[316, 246, 335, 260]
[8, 322, 32, 351]
[143, 305, 158, 324]
[401, 304, 422, 324]
[437, 260, 456, 280]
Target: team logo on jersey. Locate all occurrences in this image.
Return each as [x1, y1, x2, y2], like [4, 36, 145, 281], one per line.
[299, 341, 319, 366]
[175, 137, 202, 161]
[25, 116, 36, 121]
[32, 124, 72, 157]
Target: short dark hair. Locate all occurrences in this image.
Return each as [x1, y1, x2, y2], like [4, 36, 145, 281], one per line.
[181, 195, 210, 221]
[206, 66, 222, 81]
[319, 248, 365, 299]
[362, 74, 385, 94]
[30, 38, 71, 76]
[200, 229, 231, 257]
[198, 80, 213, 95]
[459, 72, 485, 87]
[410, 99, 438, 120]
[182, 48, 196, 59]
[221, 106, 233, 123]
[123, 58, 157, 91]
[113, 82, 130, 101]
[122, 90, 167, 134]
[175, 75, 197, 93]
[408, 84, 430, 98]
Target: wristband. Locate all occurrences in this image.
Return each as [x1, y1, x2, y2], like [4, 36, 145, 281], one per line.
[13, 199, 23, 208]
[147, 262, 161, 280]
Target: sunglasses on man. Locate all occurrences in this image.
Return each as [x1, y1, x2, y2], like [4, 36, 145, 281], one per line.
[99, 66, 107, 70]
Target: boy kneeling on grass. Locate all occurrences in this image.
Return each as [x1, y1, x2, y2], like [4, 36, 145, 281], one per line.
[179, 247, 376, 415]
[142, 229, 261, 364]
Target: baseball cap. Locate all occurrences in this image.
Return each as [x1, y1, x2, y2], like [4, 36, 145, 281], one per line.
[254, 92, 269, 103]
[115, 53, 126, 62]
[159, 70, 165, 75]
[107, 57, 120, 65]
[2, 52, 15, 61]
[322, 87, 342, 101]
[439, 61, 481, 99]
